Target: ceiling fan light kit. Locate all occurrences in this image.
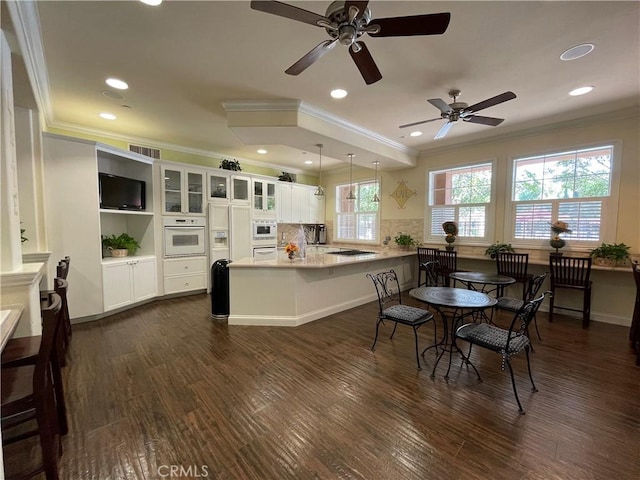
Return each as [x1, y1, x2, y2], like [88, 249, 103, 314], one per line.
[250, 1, 451, 85]
[314, 143, 325, 197]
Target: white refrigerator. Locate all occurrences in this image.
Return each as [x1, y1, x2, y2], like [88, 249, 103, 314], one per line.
[208, 202, 251, 265]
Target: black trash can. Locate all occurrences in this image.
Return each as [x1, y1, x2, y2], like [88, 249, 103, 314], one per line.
[211, 259, 232, 319]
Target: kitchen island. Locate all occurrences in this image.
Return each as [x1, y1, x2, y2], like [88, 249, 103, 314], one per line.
[228, 248, 417, 326]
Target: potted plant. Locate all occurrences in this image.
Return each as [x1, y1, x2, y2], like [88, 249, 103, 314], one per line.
[101, 233, 140, 257]
[394, 233, 417, 250]
[485, 242, 515, 259]
[219, 159, 241, 171]
[278, 172, 295, 182]
[589, 242, 631, 266]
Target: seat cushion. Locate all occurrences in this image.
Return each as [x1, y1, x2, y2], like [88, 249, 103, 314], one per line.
[382, 305, 433, 325]
[456, 323, 529, 354]
[495, 296, 524, 312]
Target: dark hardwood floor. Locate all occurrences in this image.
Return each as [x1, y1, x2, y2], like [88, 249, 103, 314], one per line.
[5, 293, 639, 480]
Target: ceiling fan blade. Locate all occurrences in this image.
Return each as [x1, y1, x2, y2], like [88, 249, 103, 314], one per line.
[368, 12, 451, 37]
[345, 1, 369, 22]
[465, 91, 516, 114]
[250, 1, 327, 27]
[464, 115, 505, 126]
[434, 121, 454, 139]
[285, 40, 337, 76]
[399, 117, 442, 129]
[349, 42, 382, 85]
[428, 98, 453, 115]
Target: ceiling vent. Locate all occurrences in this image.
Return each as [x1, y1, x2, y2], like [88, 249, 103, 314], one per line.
[129, 144, 161, 160]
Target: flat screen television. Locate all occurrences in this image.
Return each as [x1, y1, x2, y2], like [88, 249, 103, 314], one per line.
[99, 173, 146, 211]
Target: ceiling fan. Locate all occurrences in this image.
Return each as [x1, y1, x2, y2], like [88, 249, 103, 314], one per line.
[250, 1, 451, 85]
[399, 90, 517, 139]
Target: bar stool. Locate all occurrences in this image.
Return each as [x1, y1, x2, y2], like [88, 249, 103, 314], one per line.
[496, 252, 533, 299]
[437, 250, 458, 287]
[548, 255, 592, 328]
[417, 247, 439, 287]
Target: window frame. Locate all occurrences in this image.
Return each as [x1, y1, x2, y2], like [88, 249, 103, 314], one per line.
[334, 177, 381, 245]
[424, 159, 496, 245]
[504, 141, 621, 249]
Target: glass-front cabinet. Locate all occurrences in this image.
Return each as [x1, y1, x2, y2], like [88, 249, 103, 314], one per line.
[162, 166, 205, 215]
[253, 178, 276, 216]
[209, 172, 229, 202]
[231, 175, 250, 204]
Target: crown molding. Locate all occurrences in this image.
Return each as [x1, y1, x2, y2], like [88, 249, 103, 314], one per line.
[418, 106, 640, 158]
[45, 120, 309, 175]
[6, 0, 52, 120]
[223, 98, 416, 157]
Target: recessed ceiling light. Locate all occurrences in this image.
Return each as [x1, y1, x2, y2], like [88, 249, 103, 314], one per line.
[569, 86, 594, 96]
[140, 0, 162, 5]
[257, 149, 267, 154]
[304, 160, 313, 165]
[409, 131, 423, 137]
[99, 112, 116, 120]
[330, 89, 348, 99]
[560, 43, 595, 61]
[105, 78, 128, 90]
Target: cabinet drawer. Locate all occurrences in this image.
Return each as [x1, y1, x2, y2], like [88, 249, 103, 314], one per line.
[164, 273, 207, 294]
[163, 257, 207, 276]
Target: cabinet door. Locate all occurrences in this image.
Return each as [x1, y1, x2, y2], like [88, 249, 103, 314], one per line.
[231, 175, 250, 203]
[163, 168, 183, 214]
[266, 181, 276, 213]
[186, 171, 204, 214]
[209, 172, 229, 201]
[309, 189, 325, 224]
[132, 258, 157, 301]
[102, 261, 134, 311]
[253, 179, 264, 211]
[276, 184, 292, 223]
[291, 185, 309, 223]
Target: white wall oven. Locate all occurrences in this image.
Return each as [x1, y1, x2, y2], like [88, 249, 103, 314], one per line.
[163, 216, 206, 257]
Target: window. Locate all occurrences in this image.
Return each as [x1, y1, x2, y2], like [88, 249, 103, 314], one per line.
[335, 180, 379, 242]
[426, 162, 493, 242]
[510, 145, 614, 245]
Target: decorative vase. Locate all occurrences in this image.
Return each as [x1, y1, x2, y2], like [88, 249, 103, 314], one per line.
[550, 238, 565, 255]
[109, 248, 129, 258]
[288, 252, 296, 261]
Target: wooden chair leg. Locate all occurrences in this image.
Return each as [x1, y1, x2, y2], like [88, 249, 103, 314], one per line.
[583, 286, 591, 328]
[548, 288, 555, 323]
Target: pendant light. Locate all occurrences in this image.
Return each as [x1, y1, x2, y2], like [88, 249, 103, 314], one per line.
[372, 161, 380, 202]
[314, 143, 325, 197]
[346, 153, 356, 200]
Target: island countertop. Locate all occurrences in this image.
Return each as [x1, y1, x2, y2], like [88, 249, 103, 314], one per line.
[229, 248, 416, 269]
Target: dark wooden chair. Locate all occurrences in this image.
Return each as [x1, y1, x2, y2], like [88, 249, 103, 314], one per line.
[1, 293, 64, 480]
[455, 292, 550, 413]
[437, 250, 458, 287]
[417, 248, 439, 287]
[548, 255, 592, 328]
[55, 257, 72, 344]
[2, 278, 69, 436]
[367, 270, 435, 370]
[630, 262, 640, 366]
[496, 252, 533, 299]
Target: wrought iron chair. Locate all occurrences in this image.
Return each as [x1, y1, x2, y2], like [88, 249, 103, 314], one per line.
[455, 291, 550, 413]
[367, 270, 435, 370]
[417, 247, 439, 287]
[495, 272, 548, 341]
[496, 252, 533, 299]
[548, 255, 592, 328]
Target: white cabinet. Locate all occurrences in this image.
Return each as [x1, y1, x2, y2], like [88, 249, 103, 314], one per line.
[102, 256, 157, 311]
[209, 171, 230, 202]
[277, 183, 321, 224]
[162, 166, 205, 215]
[252, 178, 276, 217]
[231, 175, 250, 204]
[163, 256, 208, 294]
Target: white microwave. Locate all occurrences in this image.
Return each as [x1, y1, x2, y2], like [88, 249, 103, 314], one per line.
[252, 220, 277, 241]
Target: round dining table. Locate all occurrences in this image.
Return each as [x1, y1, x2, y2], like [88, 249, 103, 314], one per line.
[409, 286, 497, 378]
[448, 271, 516, 295]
